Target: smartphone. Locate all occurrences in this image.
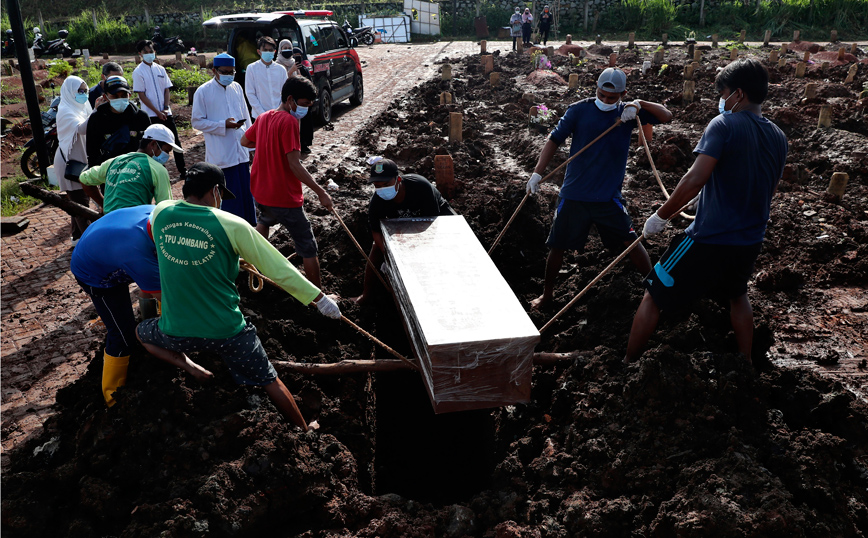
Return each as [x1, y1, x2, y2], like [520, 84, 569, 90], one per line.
[237, 118, 247, 124]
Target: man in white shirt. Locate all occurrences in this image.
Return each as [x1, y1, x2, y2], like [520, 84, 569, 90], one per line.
[190, 53, 256, 225]
[133, 39, 187, 179]
[244, 36, 288, 120]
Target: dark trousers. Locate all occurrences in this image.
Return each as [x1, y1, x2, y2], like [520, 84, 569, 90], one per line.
[540, 27, 550, 45]
[149, 115, 186, 178]
[68, 189, 91, 240]
[300, 111, 314, 150]
[76, 279, 137, 357]
[522, 23, 532, 44]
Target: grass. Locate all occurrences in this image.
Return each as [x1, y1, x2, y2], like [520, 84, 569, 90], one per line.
[0, 80, 22, 104]
[1, 176, 43, 217]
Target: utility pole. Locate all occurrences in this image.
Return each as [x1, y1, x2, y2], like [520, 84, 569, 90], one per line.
[7, 0, 50, 178]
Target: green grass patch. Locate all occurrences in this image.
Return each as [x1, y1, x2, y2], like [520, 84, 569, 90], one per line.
[1, 177, 43, 217]
[166, 65, 213, 104]
[0, 80, 22, 104]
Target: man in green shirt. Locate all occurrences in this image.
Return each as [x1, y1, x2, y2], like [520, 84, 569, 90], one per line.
[136, 162, 341, 430]
[79, 124, 181, 213]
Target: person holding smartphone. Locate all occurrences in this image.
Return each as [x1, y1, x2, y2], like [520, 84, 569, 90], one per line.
[191, 53, 257, 225]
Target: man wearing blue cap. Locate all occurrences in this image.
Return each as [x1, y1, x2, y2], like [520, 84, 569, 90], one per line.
[191, 53, 256, 225]
[526, 67, 673, 310]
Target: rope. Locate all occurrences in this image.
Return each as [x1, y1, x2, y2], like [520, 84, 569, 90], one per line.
[635, 116, 695, 221]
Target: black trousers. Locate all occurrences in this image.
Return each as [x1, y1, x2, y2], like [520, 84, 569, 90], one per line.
[149, 115, 186, 178]
[68, 188, 90, 240]
[522, 23, 532, 44]
[300, 110, 314, 150]
[540, 27, 550, 45]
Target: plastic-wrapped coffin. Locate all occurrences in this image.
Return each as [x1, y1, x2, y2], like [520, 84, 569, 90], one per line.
[381, 216, 540, 413]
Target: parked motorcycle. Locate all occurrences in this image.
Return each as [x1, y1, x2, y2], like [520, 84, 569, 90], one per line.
[342, 20, 375, 46]
[2, 29, 15, 57]
[32, 28, 73, 58]
[21, 92, 60, 178]
[151, 26, 185, 54]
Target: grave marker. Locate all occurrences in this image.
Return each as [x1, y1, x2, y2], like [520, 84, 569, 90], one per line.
[609, 53, 617, 67]
[730, 48, 738, 60]
[480, 40, 487, 54]
[778, 57, 787, 68]
[844, 64, 858, 84]
[434, 155, 455, 198]
[490, 72, 500, 87]
[712, 34, 718, 48]
[694, 49, 702, 62]
[481, 55, 493, 75]
[662, 33, 668, 46]
[769, 50, 779, 63]
[830, 29, 838, 42]
[817, 104, 832, 128]
[449, 112, 462, 142]
[803, 51, 811, 62]
[851, 42, 858, 54]
[628, 32, 635, 48]
[822, 61, 830, 74]
[440, 91, 453, 104]
[763, 30, 771, 46]
[442, 64, 452, 80]
[683, 80, 695, 103]
[793, 30, 801, 42]
[827, 172, 849, 199]
[795, 61, 806, 77]
[739, 29, 746, 43]
[803, 83, 817, 99]
[569, 73, 579, 89]
[837, 47, 846, 61]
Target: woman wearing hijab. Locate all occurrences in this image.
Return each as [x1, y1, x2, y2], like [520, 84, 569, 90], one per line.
[539, 5, 553, 46]
[275, 38, 298, 77]
[509, 8, 523, 51]
[55, 75, 94, 245]
[521, 8, 533, 47]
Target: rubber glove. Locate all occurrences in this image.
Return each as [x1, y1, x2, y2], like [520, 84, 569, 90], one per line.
[526, 172, 542, 195]
[316, 294, 342, 319]
[642, 212, 667, 238]
[621, 101, 641, 123]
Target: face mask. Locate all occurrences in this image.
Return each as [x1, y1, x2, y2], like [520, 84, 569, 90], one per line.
[261, 51, 275, 62]
[515, 9, 520, 13]
[109, 98, 128, 112]
[595, 98, 618, 112]
[376, 183, 398, 201]
[75, 93, 89, 104]
[143, 53, 156, 63]
[718, 92, 737, 115]
[213, 186, 223, 209]
[152, 148, 170, 165]
[281, 50, 292, 59]
[218, 74, 234, 86]
[290, 101, 308, 119]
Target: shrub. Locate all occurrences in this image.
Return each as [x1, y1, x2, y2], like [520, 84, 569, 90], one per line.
[67, 8, 133, 54]
[48, 60, 73, 79]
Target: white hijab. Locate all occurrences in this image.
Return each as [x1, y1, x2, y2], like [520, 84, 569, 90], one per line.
[56, 76, 91, 153]
[276, 39, 295, 70]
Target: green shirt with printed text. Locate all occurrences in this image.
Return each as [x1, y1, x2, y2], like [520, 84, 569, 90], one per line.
[80, 152, 172, 214]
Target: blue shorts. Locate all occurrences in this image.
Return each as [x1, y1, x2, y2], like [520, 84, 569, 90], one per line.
[644, 233, 763, 311]
[136, 320, 277, 386]
[255, 203, 318, 258]
[546, 196, 638, 252]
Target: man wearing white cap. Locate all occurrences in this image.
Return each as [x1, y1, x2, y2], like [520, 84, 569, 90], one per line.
[526, 67, 673, 310]
[191, 52, 256, 225]
[79, 124, 182, 214]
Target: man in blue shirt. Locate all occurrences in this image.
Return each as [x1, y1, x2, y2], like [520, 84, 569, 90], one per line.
[626, 59, 788, 365]
[71, 205, 161, 407]
[527, 68, 673, 309]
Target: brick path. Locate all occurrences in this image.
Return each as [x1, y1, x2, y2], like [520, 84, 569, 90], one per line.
[0, 40, 487, 469]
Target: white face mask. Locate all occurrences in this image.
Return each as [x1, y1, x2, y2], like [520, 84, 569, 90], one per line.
[718, 92, 738, 115]
[595, 98, 619, 112]
[375, 182, 399, 200]
[213, 186, 223, 209]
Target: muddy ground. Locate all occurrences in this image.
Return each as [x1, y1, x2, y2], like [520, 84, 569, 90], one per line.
[3, 42, 868, 537]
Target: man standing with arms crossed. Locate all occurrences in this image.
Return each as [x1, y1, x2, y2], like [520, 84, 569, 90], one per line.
[241, 77, 332, 288]
[626, 59, 788, 365]
[191, 53, 256, 225]
[133, 39, 187, 179]
[137, 163, 341, 430]
[527, 68, 672, 309]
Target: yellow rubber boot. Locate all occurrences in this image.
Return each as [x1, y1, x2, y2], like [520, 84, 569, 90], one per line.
[102, 352, 130, 407]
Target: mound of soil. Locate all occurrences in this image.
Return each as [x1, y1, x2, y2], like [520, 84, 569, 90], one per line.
[3, 43, 867, 537]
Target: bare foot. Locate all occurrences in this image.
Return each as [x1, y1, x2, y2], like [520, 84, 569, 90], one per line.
[181, 355, 215, 382]
[530, 294, 552, 310]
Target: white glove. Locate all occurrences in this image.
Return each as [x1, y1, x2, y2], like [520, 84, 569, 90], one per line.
[316, 295, 341, 319]
[526, 172, 542, 195]
[621, 101, 641, 123]
[642, 212, 667, 238]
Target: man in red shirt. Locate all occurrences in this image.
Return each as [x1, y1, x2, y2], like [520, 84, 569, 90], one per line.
[241, 77, 332, 287]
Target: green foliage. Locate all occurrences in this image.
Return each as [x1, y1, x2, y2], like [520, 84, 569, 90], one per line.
[441, 1, 515, 38]
[48, 60, 74, 79]
[66, 8, 134, 54]
[0, 80, 21, 104]
[658, 63, 669, 76]
[165, 65, 213, 103]
[1, 177, 41, 217]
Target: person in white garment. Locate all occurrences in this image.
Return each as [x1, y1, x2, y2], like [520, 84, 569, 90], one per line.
[54, 75, 94, 245]
[191, 53, 256, 225]
[244, 36, 288, 120]
[132, 39, 187, 179]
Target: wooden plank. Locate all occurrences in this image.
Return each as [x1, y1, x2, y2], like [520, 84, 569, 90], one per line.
[1, 216, 30, 235]
[381, 216, 539, 413]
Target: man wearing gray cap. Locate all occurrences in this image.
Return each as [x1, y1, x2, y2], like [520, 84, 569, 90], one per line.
[527, 67, 673, 310]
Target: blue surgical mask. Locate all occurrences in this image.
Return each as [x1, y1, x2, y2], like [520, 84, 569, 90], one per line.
[143, 53, 156, 63]
[110, 98, 129, 112]
[718, 92, 736, 115]
[291, 105, 308, 120]
[261, 51, 275, 62]
[219, 74, 234, 86]
[75, 93, 89, 104]
[594, 98, 619, 112]
[152, 148, 170, 165]
[376, 183, 398, 201]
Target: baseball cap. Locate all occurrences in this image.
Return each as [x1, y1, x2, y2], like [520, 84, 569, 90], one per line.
[368, 158, 399, 182]
[143, 124, 184, 153]
[104, 76, 131, 95]
[597, 68, 627, 93]
[184, 162, 236, 199]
